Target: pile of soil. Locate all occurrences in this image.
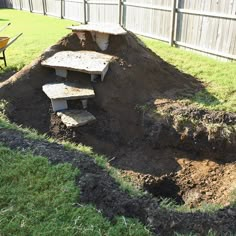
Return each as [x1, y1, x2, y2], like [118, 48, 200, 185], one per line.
[0, 31, 236, 234]
[144, 99, 236, 155]
[0, 31, 202, 138]
[0, 70, 16, 83]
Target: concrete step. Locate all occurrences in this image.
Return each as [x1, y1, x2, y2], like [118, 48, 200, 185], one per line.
[57, 110, 96, 128]
[67, 23, 127, 51]
[42, 82, 95, 112]
[41, 50, 113, 82]
[67, 23, 127, 35]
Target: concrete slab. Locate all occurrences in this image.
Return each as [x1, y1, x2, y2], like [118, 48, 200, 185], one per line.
[43, 82, 95, 112]
[42, 82, 95, 100]
[57, 110, 96, 128]
[67, 24, 127, 51]
[41, 51, 113, 80]
[67, 23, 127, 35]
[91, 32, 109, 51]
[55, 68, 67, 78]
[51, 99, 68, 112]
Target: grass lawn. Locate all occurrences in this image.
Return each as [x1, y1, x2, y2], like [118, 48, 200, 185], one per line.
[141, 37, 236, 112]
[0, 9, 75, 73]
[0, 145, 150, 235]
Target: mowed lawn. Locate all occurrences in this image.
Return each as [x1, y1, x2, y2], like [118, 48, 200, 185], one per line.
[0, 145, 150, 235]
[0, 9, 75, 72]
[141, 37, 236, 112]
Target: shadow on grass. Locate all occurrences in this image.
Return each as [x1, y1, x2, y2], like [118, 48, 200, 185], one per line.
[181, 87, 221, 108]
[0, 19, 9, 22]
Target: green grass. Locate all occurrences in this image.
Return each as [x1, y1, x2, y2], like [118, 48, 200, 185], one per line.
[0, 145, 150, 236]
[0, 9, 75, 73]
[141, 37, 236, 112]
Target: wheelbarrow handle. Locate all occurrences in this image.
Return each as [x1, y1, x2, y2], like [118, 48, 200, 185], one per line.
[0, 33, 23, 52]
[7, 33, 23, 47]
[0, 23, 11, 33]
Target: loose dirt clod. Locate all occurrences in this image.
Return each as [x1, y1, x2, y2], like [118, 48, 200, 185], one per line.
[0, 31, 235, 235]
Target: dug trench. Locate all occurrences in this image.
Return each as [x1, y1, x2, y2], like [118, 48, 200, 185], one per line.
[0, 32, 236, 234]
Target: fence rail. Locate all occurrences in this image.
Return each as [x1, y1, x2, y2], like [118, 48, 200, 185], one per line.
[1, 0, 236, 60]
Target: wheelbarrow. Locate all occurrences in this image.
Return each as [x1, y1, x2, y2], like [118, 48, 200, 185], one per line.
[0, 23, 23, 67]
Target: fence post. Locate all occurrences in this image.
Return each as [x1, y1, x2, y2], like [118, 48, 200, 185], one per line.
[19, 0, 22, 10]
[60, 0, 64, 18]
[83, 0, 87, 24]
[118, 0, 122, 25]
[169, 0, 177, 46]
[44, 0, 48, 15]
[42, 0, 45, 15]
[28, 0, 32, 12]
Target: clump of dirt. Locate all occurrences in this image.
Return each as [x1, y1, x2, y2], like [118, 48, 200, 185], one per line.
[175, 159, 236, 207]
[143, 99, 236, 157]
[119, 158, 236, 208]
[0, 31, 236, 233]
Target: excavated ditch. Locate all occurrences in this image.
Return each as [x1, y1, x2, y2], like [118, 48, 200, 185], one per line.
[0, 31, 236, 234]
[0, 128, 235, 235]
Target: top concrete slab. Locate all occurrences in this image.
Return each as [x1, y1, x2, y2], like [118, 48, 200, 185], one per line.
[67, 23, 127, 35]
[41, 51, 113, 75]
[42, 82, 95, 100]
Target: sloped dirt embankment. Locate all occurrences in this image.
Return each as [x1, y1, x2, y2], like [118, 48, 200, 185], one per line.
[0, 32, 236, 234]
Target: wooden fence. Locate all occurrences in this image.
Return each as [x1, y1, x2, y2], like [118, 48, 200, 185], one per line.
[1, 0, 236, 60]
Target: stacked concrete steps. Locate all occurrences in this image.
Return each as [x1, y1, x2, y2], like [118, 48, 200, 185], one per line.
[42, 23, 127, 127]
[41, 51, 113, 82]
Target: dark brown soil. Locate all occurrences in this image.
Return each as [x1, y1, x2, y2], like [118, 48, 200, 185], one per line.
[0, 32, 236, 234]
[144, 99, 236, 156]
[0, 70, 16, 83]
[0, 128, 235, 235]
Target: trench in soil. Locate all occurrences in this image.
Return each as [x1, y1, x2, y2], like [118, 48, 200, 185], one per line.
[7, 77, 236, 208]
[2, 33, 236, 209]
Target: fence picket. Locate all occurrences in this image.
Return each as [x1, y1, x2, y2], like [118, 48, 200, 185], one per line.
[1, 0, 236, 60]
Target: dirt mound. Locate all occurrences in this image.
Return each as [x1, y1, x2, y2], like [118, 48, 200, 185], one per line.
[144, 99, 236, 156]
[1, 32, 201, 137]
[0, 31, 236, 231]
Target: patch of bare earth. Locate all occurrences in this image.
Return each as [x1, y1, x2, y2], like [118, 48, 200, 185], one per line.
[0, 32, 235, 235]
